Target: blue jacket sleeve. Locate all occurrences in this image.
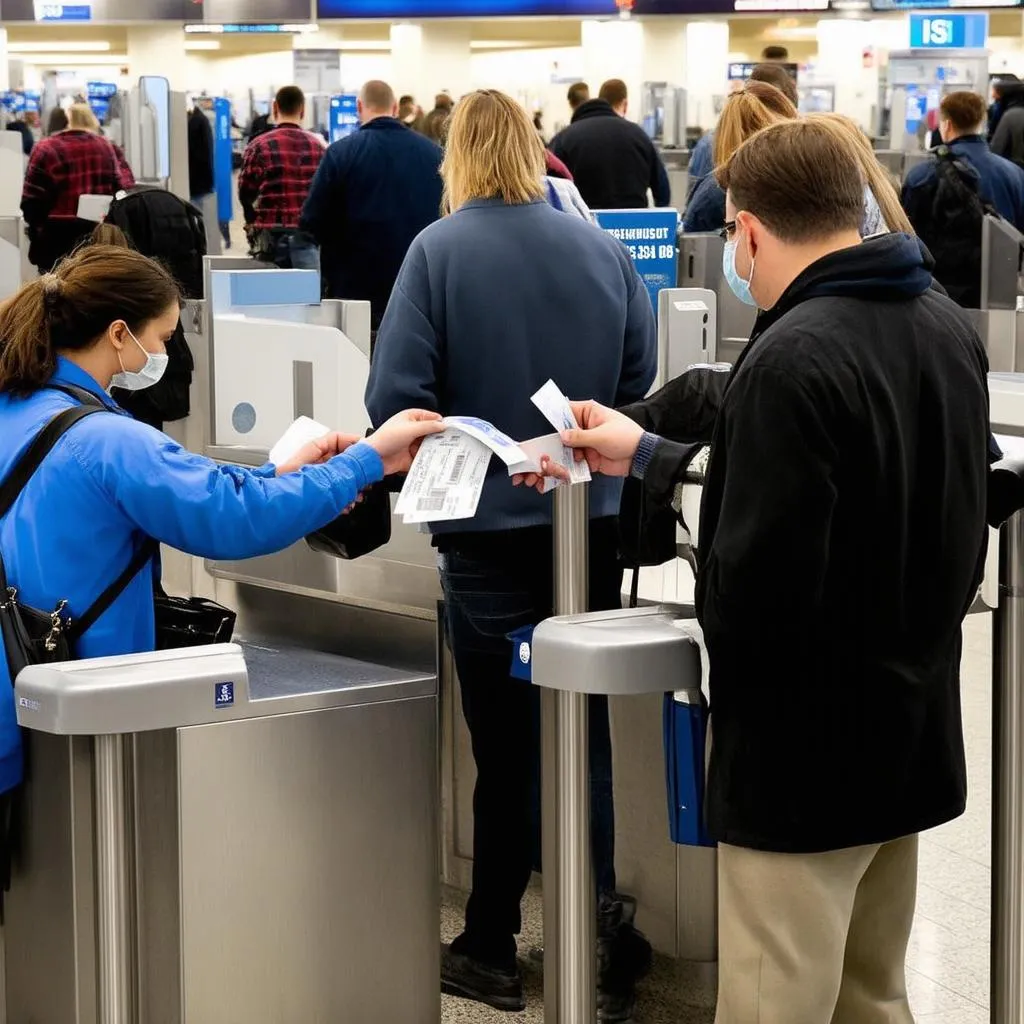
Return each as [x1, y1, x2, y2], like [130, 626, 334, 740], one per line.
[365, 241, 443, 426]
[616, 258, 658, 406]
[687, 134, 713, 182]
[300, 145, 342, 241]
[682, 177, 726, 233]
[70, 421, 385, 561]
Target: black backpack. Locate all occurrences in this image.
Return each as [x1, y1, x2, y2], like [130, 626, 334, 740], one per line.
[105, 188, 207, 425]
[918, 147, 998, 309]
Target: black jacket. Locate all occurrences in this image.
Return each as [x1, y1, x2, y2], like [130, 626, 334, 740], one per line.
[991, 85, 1024, 168]
[630, 234, 990, 853]
[549, 100, 671, 210]
[187, 107, 215, 199]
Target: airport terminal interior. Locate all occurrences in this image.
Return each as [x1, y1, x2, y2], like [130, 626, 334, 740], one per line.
[0, 0, 1022, 1020]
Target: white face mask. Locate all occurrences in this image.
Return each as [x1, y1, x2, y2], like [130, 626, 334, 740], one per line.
[110, 326, 168, 392]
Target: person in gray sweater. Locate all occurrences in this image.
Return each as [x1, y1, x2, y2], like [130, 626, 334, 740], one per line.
[365, 89, 657, 1022]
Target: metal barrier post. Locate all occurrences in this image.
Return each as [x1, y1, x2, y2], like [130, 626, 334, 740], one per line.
[993, 509, 1024, 1024]
[94, 733, 134, 1024]
[542, 482, 595, 1024]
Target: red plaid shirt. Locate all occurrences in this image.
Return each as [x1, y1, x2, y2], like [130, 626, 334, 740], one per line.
[21, 130, 135, 225]
[238, 123, 326, 231]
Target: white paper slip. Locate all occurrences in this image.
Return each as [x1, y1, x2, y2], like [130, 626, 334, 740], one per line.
[269, 416, 332, 468]
[507, 433, 592, 492]
[531, 379, 580, 435]
[442, 416, 528, 468]
[396, 431, 492, 524]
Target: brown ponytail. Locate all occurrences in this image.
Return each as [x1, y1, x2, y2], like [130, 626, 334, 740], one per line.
[89, 222, 131, 248]
[0, 244, 180, 395]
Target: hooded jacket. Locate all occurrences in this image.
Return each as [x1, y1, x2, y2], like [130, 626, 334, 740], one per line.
[629, 234, 990, 853]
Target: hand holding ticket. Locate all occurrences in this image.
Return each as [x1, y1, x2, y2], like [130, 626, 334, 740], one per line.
[394, 384, 591, 524]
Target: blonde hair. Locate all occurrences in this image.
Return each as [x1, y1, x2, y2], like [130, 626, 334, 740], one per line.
[713, 80, 798, 169]
[441, 90, 545, 214]
[67, 103, 100, 133]
[804, 113, 913, 234]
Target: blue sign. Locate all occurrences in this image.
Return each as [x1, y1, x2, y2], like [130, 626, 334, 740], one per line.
[329, 94, 359, 145]
[214, 681, 235, 708]
[593, 209, 679, 315]
[213, 97, 234, 225]
[37, 3, 91, 19]
[909, 12, 988, 48]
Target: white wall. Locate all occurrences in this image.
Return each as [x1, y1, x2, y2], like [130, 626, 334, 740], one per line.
[471, 46, 583, 134]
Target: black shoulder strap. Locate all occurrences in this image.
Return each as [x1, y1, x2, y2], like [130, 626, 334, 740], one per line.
[67, 537, 158, 640]
[0, 390, 157, 641]
[0, 404, 105, 519]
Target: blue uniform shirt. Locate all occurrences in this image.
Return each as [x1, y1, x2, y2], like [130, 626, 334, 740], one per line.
[0, 358, 384, 793]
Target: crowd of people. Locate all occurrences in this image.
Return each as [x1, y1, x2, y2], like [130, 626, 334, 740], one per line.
[0, 59, 1009, 1024]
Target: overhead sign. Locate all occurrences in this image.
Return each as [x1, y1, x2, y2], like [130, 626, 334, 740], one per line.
[34, 2, 90, 17]
[593, 209, 679, 316]
[293, 49, 341, 94]
[909, 12, 988, 48]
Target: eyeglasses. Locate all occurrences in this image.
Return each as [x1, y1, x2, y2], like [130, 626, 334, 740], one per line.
[720, 220, 737, 241]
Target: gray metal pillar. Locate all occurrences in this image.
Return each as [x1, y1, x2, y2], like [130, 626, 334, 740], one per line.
[993, 509, 1024, 1024]
[542, 482, 595, 1024]
[93, 733, 133, 1024]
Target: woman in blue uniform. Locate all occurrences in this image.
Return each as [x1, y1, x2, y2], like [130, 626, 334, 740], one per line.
[0, 243, 441, 804]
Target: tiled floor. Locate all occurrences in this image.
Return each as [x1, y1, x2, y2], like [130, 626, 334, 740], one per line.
[441, 612, 996, 1023]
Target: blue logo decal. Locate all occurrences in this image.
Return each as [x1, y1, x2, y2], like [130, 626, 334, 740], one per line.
[215, 682, 235, 708]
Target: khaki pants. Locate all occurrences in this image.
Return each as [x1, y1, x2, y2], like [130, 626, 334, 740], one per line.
[715, 833, 919, 1024]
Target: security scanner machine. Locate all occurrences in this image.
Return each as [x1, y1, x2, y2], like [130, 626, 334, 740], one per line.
[967, 215, 1024, 374]
[677, 232, 756, 364]
[885, 49, 988, 153]
[0, 131, 31, 301]
[7, 644, 438, 1023]
[120, 76, 191, 201]
[642, 82, 689, 204]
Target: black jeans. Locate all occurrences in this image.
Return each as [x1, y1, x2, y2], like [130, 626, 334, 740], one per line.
[439, 521, 622, 969]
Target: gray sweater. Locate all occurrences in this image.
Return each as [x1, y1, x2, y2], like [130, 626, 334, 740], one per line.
[365, 197, 657, 535]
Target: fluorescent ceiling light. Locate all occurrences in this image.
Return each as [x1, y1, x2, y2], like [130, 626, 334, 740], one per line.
[470, 40, 536, 49]
[339, 40, 390, 50]
[8, 40, 111, 52]
[184, 40, 221, 50]
[20, 53, 128, 64]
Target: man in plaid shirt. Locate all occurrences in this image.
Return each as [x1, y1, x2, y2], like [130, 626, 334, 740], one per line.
[21, 103, 135, 273]
[238, 85, 326, 271]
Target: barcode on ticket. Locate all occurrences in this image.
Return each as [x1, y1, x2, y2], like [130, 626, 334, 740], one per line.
[417, 490, 447, 513]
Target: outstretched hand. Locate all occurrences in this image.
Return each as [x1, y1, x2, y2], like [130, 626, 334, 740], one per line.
[276, 432, 361, 476]
[365, 409, 446, 475]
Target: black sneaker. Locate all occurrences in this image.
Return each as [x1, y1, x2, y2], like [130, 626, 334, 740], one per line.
[441, 944, 526, 1012]
[598, 986, 637, 1023]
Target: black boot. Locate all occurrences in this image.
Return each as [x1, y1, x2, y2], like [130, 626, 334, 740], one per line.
[596, 893, 653, 1023]
[441, 943, 526, 1013]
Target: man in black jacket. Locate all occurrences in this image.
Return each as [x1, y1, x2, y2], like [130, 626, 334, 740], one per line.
[534, 119, 990, 1023]
[549, 79, 671, 209]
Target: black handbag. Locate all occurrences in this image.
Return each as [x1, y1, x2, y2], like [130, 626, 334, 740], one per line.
[305, 450, 393, 561]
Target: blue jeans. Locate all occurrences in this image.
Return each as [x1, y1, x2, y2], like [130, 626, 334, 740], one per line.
[254, 229, 320, 273]
[439, 521, 621, 969]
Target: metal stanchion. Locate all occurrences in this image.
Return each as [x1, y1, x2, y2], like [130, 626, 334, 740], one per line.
[93, 733, 133, 1024]
[542, 482, 595, 1024]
